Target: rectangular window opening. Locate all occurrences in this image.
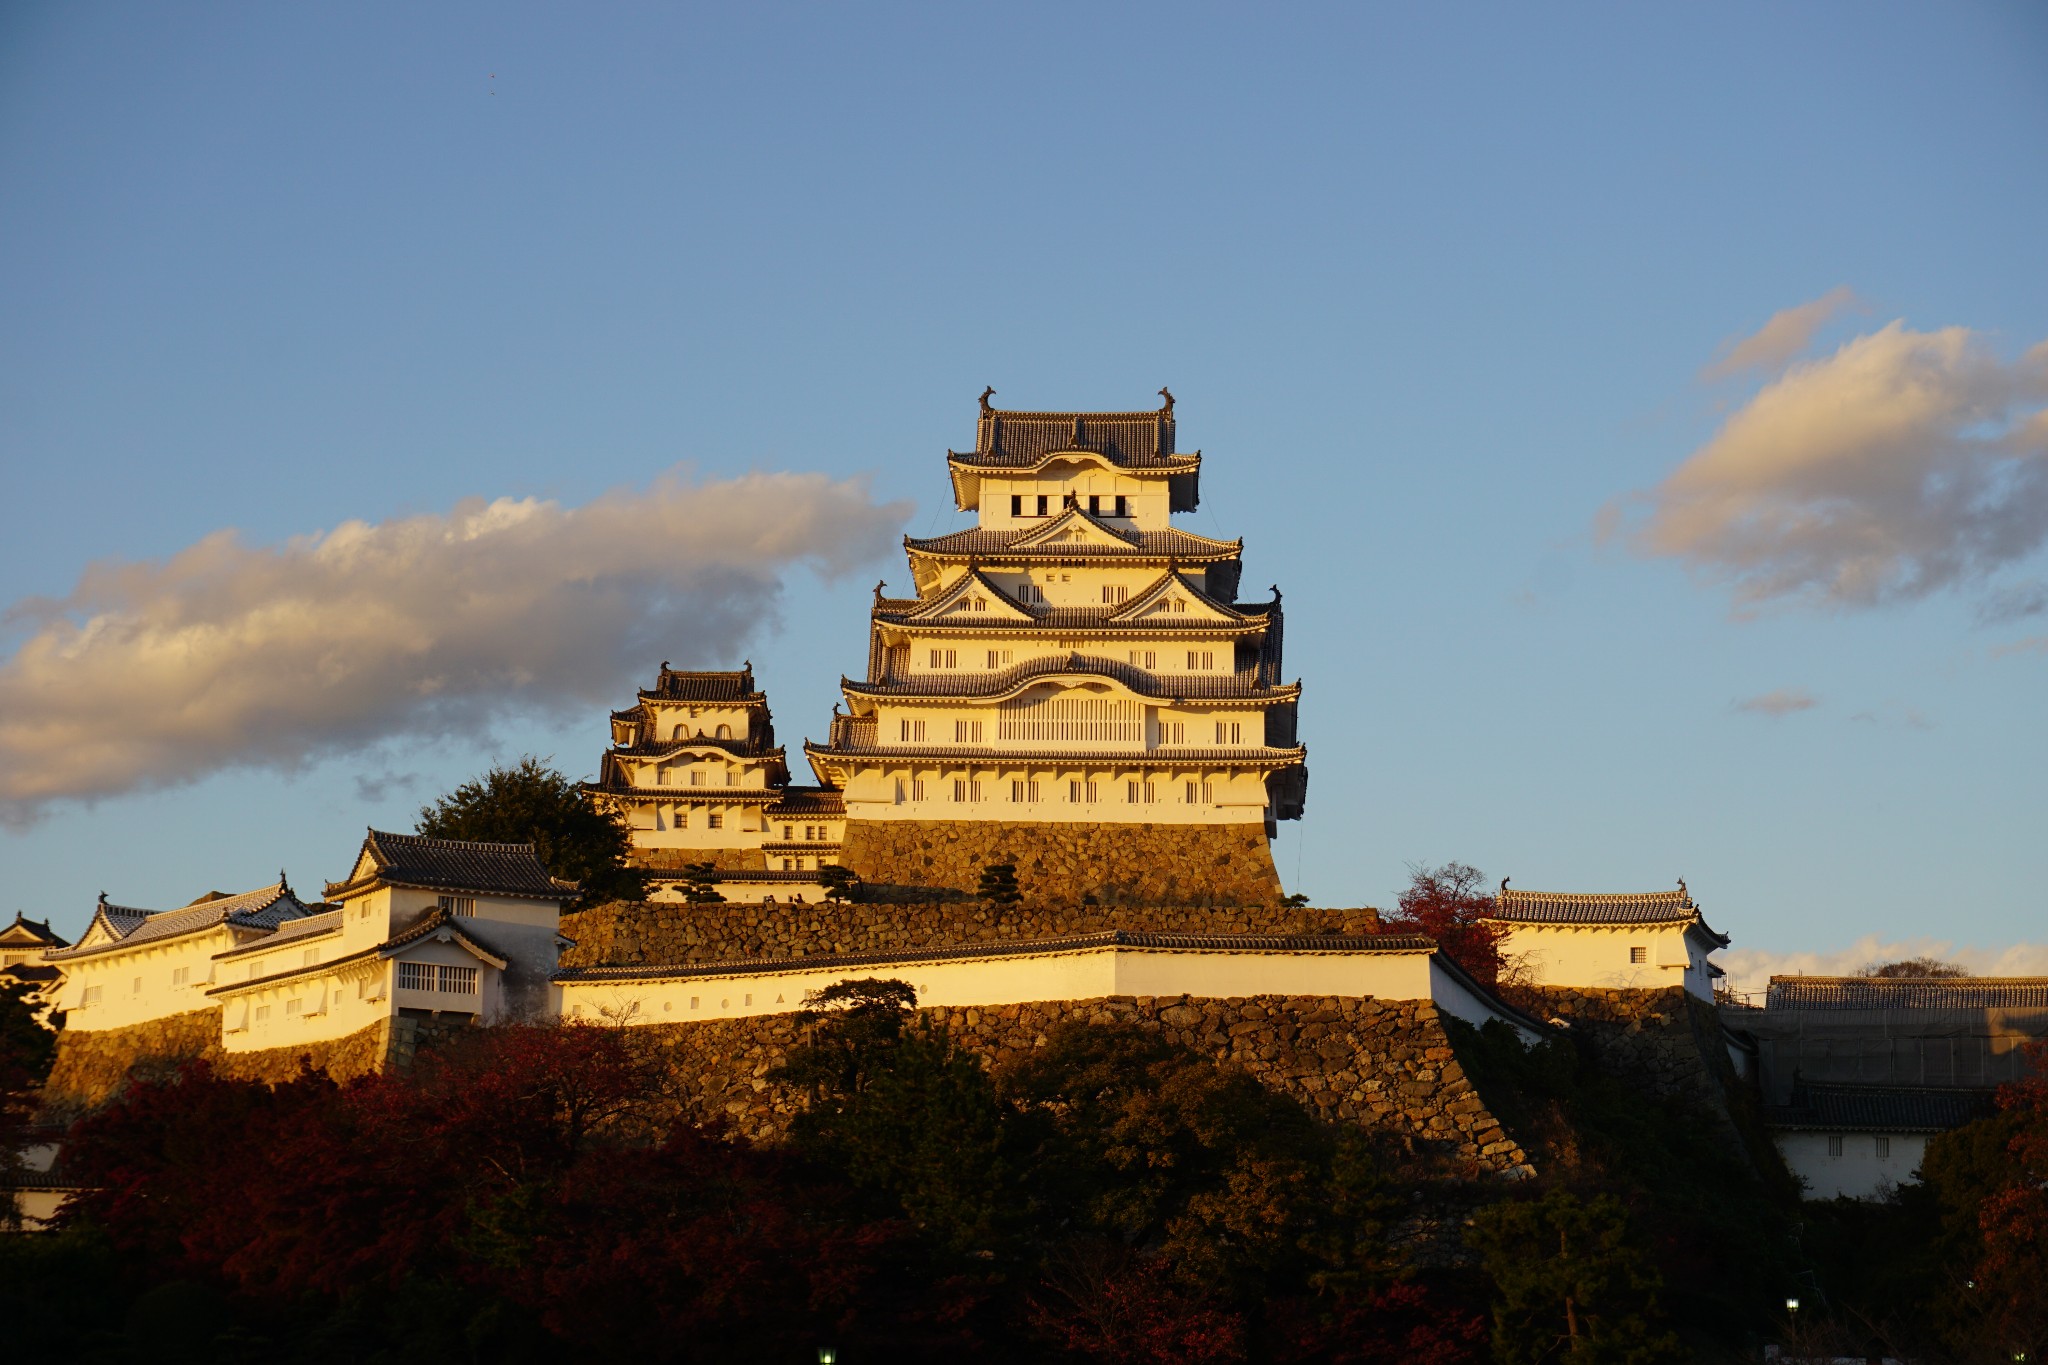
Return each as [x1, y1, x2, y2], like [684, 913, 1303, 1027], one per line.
[1629, 946, 1648, 964]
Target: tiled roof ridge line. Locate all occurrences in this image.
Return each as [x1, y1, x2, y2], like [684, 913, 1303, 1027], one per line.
[555, 929, 1441, 982]
[368, 828, 537, 854]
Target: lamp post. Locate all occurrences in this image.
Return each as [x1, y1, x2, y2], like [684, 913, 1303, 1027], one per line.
[817, 1350, 837, 1364]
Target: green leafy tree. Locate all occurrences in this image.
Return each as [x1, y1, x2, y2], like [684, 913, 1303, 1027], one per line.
[816, 863, 859, 902]
[1469, 1187, 1683, 1365]
[977, 862, 1021, 904]
[0, 977, 59, 1223]
[416, 757, 642, 907]
[678, 863, 726, 904]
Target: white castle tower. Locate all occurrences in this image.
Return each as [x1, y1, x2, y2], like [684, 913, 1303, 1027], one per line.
[806, 391, 1306, 903]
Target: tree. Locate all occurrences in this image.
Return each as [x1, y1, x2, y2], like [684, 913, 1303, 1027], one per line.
[977, 862, 1021, 904]
[417, 756, 642, 906]
[1469, 1187, 1683, 1365]
[678, 863, 727, 904]
[1380, 862, 1508, 989]
[0, 977, 58, 1224]
[1858, 956, 1967, 978]
[817, 863, 859, 902]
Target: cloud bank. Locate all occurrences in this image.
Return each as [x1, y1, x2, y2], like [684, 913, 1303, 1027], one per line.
[1700, 285, 1859, 381]
[0, 470, 909, 822]
[1733, 687, 1818, 717]
[1717, 935, 2048, 1002]
[1616, 317, 2048, 610]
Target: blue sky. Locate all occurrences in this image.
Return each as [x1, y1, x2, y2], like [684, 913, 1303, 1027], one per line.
[3, 3, 2044, 969]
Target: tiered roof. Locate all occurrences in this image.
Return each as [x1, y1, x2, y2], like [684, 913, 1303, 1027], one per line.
[842, 653, 1298, 704]
[1, 913, 68, 950]
[1767, 1082, 1998, 1132]
[906, 524, 1240, 562]
[324, 830, 578, 902]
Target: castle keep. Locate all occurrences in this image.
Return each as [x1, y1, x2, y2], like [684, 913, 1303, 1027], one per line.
[594, 392, 1308, 905]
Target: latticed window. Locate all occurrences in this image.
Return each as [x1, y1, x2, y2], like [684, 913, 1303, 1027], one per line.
[1215, 721, 1242, 744]
[1826, 1136, 1843, 1158]
[1069, 780, 1099, 803]
[955, 719, 983, 742]
[986, 649, 1013, 668]
[1102, 584, 1129, 604]
[910, 778, 926, 800]
[998, 696, 1138, 742]
[1875, 1136, 1891, 1158]
[1185, 650, 1213, 669]
[929, 648, 958, 668]
[1127, 781, 1157, 804]
[1159, 721, 1186, 745]
[1129, 649, 1157, 669]
[1011, 780, 1041, 803]
[954, 779, 983, 802]
[708, 813, 724, 830]
[1185, 782, 1213, 804]
[900, 719, 926, 742]
[1629, 946, 1648, 964]
[399, 962, 479, 994]
[437, 895, 476, 917]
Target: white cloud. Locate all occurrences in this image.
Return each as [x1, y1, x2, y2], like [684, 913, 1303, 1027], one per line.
[1616, 320, 2048, 609]
[1701, 286, 1860, 381]
[0, 470, 909, 822]
[1991, 635, 2048, 659]
[1733, 687, 1818, 717]
[1718, 935, 2048, 1002]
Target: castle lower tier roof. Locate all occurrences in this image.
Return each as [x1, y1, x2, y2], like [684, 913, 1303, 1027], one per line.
[324, 830, 578, 902]
[905, 526, 1240, 562]
[841, 654, 1298, 704]
[1764, 976, 2048, 1010]
[555, 929, 1439, 982]
[1766, 1083, 1999, 1133]
[876, 604, 1273, 635]
[1, 913, 68, 949]
[639, 666, 766, 704]
[584, 783, 788, 804]
[806, 738, 1308, 769]
[607, 738, 784, 761]
[763, 786, 846, 816]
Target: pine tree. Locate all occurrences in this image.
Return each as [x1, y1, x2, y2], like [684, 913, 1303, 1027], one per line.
[679, 863, 727, 904]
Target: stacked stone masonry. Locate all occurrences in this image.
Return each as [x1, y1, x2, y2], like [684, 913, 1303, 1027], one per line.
[40, 1010, 463, 1117]
[631, 993, 1533, 1178]
[838, 820, 1282, 905]
[560, 900, 1382, 970]
[626, 847, 769, 873]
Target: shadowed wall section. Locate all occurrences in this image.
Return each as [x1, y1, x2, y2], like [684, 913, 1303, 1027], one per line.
[838, 819, 1282, 904]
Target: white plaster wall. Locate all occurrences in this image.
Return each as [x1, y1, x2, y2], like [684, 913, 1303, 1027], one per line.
[834, 758, 1272, 824]
[977, 467, 1172, 532]
[1500, 924, 1713, 998]
[1775, 1131, 1930, 1201]
[558, 946, 1450, 1027]
[221, 957, 392, 1053]
[53, 926, 244, 1031]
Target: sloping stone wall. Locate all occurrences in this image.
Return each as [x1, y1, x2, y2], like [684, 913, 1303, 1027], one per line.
[839, 820, 1282, 905]
[627, 847, 768, 873]
[628, 993, 1533, 1178]
[1517, 985, 1733, 1110]
[559, 900, 1382, 969]
[42, 1014, 432, 1118]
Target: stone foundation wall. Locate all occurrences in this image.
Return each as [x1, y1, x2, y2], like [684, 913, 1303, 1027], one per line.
[560, 900, 1382, 969]
[1517, 986, 1734, 1110]
[41, 1013, 466, 1118]
[629, 993, 1533, 1178]
[839, 820, 1282, 905]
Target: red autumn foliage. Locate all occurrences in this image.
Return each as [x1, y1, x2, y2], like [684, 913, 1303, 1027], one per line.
[1378, 862, 1508, 989]
[1970, 1040, 2048, 1350]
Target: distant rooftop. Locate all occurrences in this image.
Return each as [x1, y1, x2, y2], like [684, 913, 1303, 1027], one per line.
[326, 830, 577, 902]
[949, 390, 1192, 470]
[1765, 976, 2048, 1010]
[1767, 1082, 1998, 1133]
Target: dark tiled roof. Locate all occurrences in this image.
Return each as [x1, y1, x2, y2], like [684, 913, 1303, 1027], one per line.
[1765, 977, 2048, 1010]
[763, 786, 846, 816]
[608, 737, 783, 760]
[842, 653, 1297, 703]
[640, 665, 765, 704]
[0, 963, 61, 984]
[208, 909, 509, 997]
[906, 526, 1240, 561]
[556, 929, 1438, 982]
[214, 909, 344, 960]
[1490, 888, 1729, 947]
[1768, 1084, 1998, 1132]
[951, 402, 1188, 470]
[1, 913, 68, 949]
[807, 735, 1307, 769]
[46, 883, 313, 962]
[325, 830, 577, 901]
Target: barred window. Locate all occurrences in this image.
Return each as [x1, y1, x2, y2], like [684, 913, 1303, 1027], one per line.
[398, 961, 435, 991]
[900, 718, 927, 742]
[955, 719, 984, 742]
[439, 966, 478, 995]
[1185, 650, 1213, 669]
[1629, 946, 1647, 964]
[1160, 721, 1186, 745]
[1185, 781, 1213, 804]
[658, 767, 671, 785]
[1826, 1135, 1843, 1158]
[1128, 649, 1157, 669]
[986, 649, 1013, 668]
[929, 648, 958, 668]
[1102, 584, 1129, 604]
[690, 769, 705, 786]
[708, 813, 724, 830]
[1069, 780, 1100, 803]
[399, 962, 479, 994]
[1127, 781, 1157, 804]
[438, 895, 476, 917]
[1215, 721, 1241, 744]
[1875, 1136, 1892, 1159]
[954, 779, 983, 803]
[1011, 780, 1041, 803]
[673, 809, 687, 828]
[998, 696, 1138, 742]
[910, 778, 926, 801]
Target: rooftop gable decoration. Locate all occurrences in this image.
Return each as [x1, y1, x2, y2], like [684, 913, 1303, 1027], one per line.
[1, 912, 69, 951]
[946, 390, 1201, 512]
[46, 881, 315, 962]
[1489, 883, 1730, 947]
[324, 829, 578, 903]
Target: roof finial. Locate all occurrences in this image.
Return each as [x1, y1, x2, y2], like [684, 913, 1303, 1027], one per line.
[660, 659, 670, 673]
[874, 579, 887, 603]
[1158, 386, 1174, 414]
[979, 385, 995, 413]
[1678, 877, 1688, 901]
[1270, 584, 1282, 604]
[98, 890, 108, 906]
[279, 868, 290, 893]
[1500, 877, 1511, 895]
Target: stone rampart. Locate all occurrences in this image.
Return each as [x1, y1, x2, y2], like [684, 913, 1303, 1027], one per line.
[838, 819, 1282, 904]
[629, 993, 1533, 1178]
[40, 1013, 466, 1118]
[560, 900, 1382, 969]
[1517, 985, 1734, 1110]
[627, 847, 768, 873]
